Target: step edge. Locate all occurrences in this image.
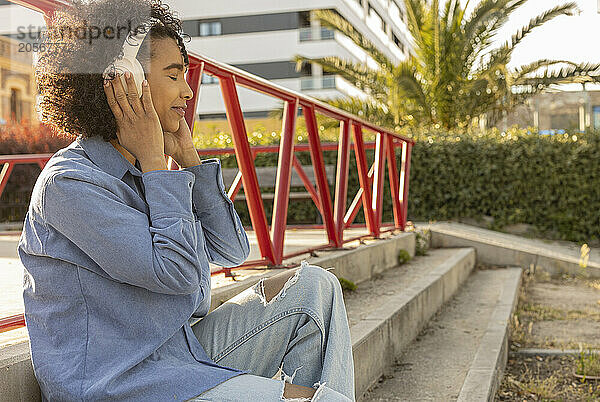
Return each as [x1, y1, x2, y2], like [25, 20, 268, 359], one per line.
[456, 267, 522, 402]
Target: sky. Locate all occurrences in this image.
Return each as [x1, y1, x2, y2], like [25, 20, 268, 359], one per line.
[1, 0, 598, 85]
[483, 0, 600, 69]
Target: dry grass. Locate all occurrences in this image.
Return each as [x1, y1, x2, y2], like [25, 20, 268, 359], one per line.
[510, 374, 561, 399]
[577, 350, 600, 378]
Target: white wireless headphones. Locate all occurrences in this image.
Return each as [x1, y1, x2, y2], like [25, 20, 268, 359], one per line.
[103, 22, 151, 95]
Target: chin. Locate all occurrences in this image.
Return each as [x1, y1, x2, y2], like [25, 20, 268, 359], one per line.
[162, 119, 180, 133]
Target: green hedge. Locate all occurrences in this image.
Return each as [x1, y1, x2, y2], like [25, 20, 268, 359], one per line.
[408, 129, 600, 242]
[211, 128, 600, 243]
[3, 123, 599, 243]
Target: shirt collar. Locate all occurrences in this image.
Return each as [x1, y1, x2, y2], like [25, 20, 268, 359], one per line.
[77, 136, 143, 179]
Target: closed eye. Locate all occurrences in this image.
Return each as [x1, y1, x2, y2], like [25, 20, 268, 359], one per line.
[169, 76, 178, 81]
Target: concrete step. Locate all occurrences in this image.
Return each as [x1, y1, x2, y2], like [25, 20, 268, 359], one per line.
[347, 248, 476, 400]
[429, 221, 600, 278]
[363, 267, 522, 402]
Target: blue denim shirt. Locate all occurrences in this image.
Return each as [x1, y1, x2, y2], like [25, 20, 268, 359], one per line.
[17, 135, 250, 401]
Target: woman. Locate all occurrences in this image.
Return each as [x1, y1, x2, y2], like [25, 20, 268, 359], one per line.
[18, 0, 355, 400]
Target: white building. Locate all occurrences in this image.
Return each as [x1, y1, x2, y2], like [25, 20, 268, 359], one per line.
[0, 0, 411, 120]
[168, 0, 410, 119]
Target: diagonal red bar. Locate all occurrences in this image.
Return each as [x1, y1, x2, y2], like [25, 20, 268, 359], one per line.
[227, 170, 243, 200]
[271, 99, 299, 264]
[7, 0, 70, 15]
[0, 313, 25, 333]
[399, 142, 413, 230]
[302, 104, 338, 247]
[344, 163, 375, 228]
[0, 163, 15, 200]
[292, 155, 321, 212]
[334, 120, 351, 243]
[220, 76, 276, 264]
[352, 123, 377, 235]
[372, 133, 387, 237]
[386, 139, 402, 228]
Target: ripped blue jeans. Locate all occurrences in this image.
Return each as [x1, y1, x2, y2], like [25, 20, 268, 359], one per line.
[189, 261, 355, 401]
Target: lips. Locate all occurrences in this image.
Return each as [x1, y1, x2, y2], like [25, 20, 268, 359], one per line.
[172, 107, 186, 117]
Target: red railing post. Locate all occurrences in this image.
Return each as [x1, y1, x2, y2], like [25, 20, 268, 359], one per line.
[352, 123, 376, 235]
[333, 120, 351, 244]
[387, 140, 402, 228]
[372, 133, 387, 236]
[220, 76, 276, 264]
[271, 99, 299, 264]
[302, 104, 338, 247]
[0, 163, 15, 199]
[399, 141, 413, 230]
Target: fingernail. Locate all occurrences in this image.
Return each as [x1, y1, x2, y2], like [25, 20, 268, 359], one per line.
[142, 79, 148, 86]
[125, 72, 131, 79]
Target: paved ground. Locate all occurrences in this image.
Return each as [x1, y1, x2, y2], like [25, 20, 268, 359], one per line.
[0, 227, 371, 346]
[425, 221, 600, 266]
[519, 275, 600, 349]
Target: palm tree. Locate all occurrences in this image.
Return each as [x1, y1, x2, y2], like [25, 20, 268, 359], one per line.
[296, 1, 600, 130]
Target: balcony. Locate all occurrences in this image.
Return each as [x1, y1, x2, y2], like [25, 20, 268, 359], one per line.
[300, 75, 337, 91]
[299, 27, 335, 42]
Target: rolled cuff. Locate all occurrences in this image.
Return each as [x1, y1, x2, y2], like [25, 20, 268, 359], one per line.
[182, 159, 231, 215]
[141, 169, 196, 222]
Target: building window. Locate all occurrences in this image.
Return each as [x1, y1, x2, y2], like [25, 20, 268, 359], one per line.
[199, 22, 222, 37]
[593, 106, 600, 129]
[393, 33, 405, 53]
[299, 11, 311, 28]
[10, 88, 22, 122]
[368, 5, 385, 32]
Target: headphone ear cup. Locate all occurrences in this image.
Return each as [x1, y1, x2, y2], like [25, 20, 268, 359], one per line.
[109, 57, 144, 96]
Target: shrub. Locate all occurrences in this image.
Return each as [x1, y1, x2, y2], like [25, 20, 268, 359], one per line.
[397, 249, 411, 265]
[338, 277, 357, 291]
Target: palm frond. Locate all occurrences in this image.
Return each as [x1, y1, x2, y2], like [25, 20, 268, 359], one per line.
[293, 55, 389, 99]
[485, 3, 578, 70]
[312, 10, 393, 70]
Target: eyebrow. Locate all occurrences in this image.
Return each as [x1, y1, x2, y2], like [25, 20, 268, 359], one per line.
[163, 63, 187, 72]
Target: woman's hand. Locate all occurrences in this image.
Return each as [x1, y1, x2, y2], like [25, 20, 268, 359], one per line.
[103, 72, 167, 172]
[164, 117, 201, 168]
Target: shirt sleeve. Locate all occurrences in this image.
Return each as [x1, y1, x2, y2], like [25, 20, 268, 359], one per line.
[43, 169, 209, 296]
[182, 159, 250, 267]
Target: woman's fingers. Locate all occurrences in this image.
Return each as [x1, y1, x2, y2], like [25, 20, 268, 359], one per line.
[124, 72, 144, 115]
[103, 79, 123, 120]
[140, 79, 154, 115]
[111, 73, 136, 120]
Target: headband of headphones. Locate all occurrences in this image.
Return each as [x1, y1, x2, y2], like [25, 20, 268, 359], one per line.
[120, 21, 152, 60]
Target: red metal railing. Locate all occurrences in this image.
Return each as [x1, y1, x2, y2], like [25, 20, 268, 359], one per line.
[0, 0, 414, 333]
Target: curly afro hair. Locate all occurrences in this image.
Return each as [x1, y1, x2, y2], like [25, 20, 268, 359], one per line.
[36, 0, 189, 141]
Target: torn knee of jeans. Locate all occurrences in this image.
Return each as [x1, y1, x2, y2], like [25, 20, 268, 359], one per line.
[277, 365, 313, 402]
[253, 264, 303, 307]
[310, 381, 328, 402]
[278, 364, 303, 384]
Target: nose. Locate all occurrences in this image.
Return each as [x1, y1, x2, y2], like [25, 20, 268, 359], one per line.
[181, 77, 193, 100]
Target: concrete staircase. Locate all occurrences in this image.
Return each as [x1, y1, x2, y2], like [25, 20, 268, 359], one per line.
[1, 231, 523, 401]
[362, 267, 521, 401]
